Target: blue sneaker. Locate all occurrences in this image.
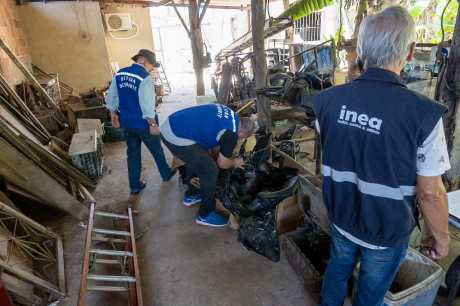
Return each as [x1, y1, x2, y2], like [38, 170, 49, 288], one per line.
[196, 211, 229, 228]
[183, 194, 202, 207]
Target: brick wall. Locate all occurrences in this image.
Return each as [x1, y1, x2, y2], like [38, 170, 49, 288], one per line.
[0, 0, 31, 85]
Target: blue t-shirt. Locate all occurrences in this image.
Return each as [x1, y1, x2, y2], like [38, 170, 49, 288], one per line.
[168, 103, 239, 150]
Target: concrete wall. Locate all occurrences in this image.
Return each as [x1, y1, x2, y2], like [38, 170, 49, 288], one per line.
[102, 4, 155, 71]
[18, 2, 113, 93]
[0, 0, 31, 85]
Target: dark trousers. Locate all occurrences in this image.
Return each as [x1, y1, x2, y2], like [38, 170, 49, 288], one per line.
[161, 136, 218, 217]
[125, 128, 173, 193]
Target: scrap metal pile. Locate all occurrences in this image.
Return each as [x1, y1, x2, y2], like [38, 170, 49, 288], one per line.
[217, 136, 299, 262]
[0, 39, 106, 305]
[259, 41, 335, 121]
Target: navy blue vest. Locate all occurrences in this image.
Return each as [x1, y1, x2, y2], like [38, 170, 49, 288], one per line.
[169, 104, 239, 149]
[313, 68, 447, 247]
[115, 64, 150, 129]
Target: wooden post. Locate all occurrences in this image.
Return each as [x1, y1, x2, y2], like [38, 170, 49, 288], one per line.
[283, 0, 295, 71]
[188, 0, 206, 96]
[172, 0, 210, 96]
[439, 5, 460, 190]
[283, 0, 293, 41]
[251, 0, 271, 135]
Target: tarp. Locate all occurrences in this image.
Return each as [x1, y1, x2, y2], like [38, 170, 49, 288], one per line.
[278, 0, 335, 21]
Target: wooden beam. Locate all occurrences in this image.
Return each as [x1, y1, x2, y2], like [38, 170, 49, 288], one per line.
[439, 4, 460, 190]
[251, 0, 271, 135]
[198, 0, 211, 24]
[0, 201, 60, 239]
[19, 0, 250, 9]
[188, 0, 206, 95]
[171, 1, 191, 37]
[0, 260, 64, 298]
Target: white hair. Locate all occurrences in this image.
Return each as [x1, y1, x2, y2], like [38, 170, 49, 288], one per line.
[357, 6, 416, 69]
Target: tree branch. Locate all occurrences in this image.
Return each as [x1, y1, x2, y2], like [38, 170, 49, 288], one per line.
[171, 0, 191, 38]
[199, 0, 211, 24]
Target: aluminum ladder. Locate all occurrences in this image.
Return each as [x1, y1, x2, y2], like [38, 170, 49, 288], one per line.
[158, 62, 171, 94]
[78, 202, 143, 306]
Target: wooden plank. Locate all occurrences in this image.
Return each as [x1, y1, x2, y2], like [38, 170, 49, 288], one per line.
[56, 237, 66, 294]
[0, 39, 57, 109]
[0, 260, 64, 298]
[0, 138, 88, 219]
[0, 201, 59, 239]
[18, 134, 95, 188]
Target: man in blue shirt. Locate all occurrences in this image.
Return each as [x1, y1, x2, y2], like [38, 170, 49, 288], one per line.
[106, 49, 175, 199]
[160, 104, 256, 227]
[314, 7, 450, 306]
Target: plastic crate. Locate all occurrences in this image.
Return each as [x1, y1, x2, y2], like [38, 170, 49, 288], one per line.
[353, 248, 444, 306]
[69, 130, 103, 178]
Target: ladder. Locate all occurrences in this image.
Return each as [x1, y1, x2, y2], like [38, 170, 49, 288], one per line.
[78, 202, 143, 306]
[157, 62, 171, 94]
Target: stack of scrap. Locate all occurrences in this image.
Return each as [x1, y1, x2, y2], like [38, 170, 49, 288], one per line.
[0, 197, 65, 305]
[0, 39, 94, 220]
[15, 81, 68, 136]
[0, 39, 70, 143]
[80, 88, 105, 107]
[33, 64, 73, 101]
[0, 111, 92, 219]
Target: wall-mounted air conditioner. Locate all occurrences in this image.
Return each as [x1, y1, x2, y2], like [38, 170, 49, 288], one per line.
[104, 13, 133, 32]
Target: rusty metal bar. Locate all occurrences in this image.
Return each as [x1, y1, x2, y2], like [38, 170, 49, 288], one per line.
[128, 207, 143, 306]
[78, 202, 95, 306]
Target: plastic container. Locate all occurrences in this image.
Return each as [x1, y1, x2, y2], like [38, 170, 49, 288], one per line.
[102, 122, 126, 143]
[353, 248, 444, 306]
[280, 222, 331, 300]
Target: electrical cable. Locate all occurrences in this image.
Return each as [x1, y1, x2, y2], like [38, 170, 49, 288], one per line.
[441, 0, 453, 43]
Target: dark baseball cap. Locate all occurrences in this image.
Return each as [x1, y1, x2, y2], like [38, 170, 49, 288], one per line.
[132, 49, 160, 67]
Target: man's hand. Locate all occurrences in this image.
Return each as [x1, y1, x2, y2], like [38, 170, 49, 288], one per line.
[417, 175, 450, 260]
[111, 112, 120, 129]
[421, 241, 450, 260]
[146, 117, 160, 136]
[233, 157, 245, 169]
[217, 154, 244, 169]
[149, 124, 160, 136]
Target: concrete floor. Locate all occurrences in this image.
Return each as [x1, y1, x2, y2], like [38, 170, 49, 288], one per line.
[55, 95, 315, 306]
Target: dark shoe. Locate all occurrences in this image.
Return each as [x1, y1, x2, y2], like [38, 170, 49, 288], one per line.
[163, 169, 177, 182]
[130, 181, 147, 195]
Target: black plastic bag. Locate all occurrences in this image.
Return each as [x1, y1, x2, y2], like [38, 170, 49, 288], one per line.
[238, 211, 280, 262]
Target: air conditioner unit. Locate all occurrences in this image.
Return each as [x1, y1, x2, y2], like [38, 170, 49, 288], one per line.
[104, 13, 133, 32]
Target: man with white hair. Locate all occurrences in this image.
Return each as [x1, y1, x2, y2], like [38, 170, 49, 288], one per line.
[314, 6, 450, 306]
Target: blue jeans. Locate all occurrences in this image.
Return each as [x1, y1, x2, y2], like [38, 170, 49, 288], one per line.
[124, 128, 173, 193]
[320, 226, 407, 306]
